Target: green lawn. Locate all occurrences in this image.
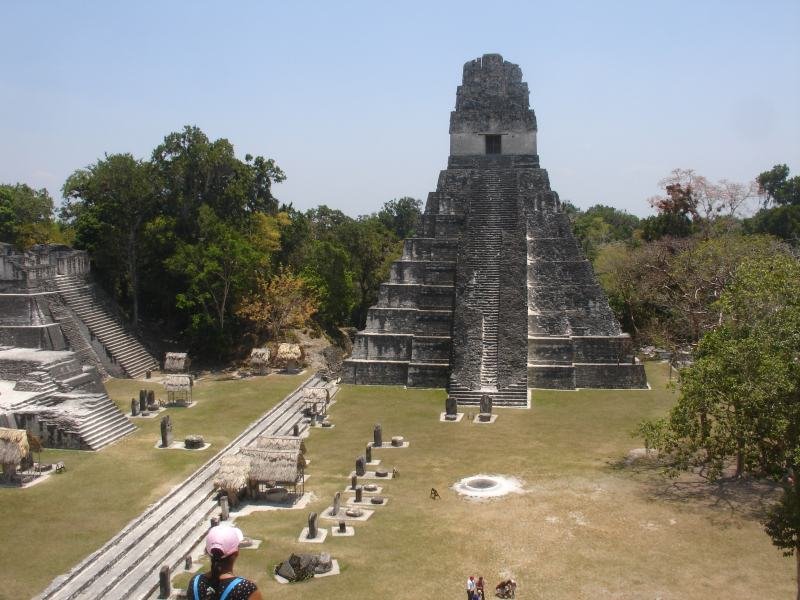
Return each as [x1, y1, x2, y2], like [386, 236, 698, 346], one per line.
[175, 362, 793, 599]
[0, 372, 306, 600]
[3, 363, 792, 599]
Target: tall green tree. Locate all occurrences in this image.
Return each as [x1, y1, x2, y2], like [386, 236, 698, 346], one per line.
[62, 154, 156, 327]
[165, 205, 259, 350]
[151, 126, 285, 236]
[0, 183, 57, 249]
[301, 240, 356, 328]
[378, 196, 422, 239]
[757, 164, 800, 207]
[339, 216, 401, 327]
[647, 253, 800, 479]
[746, 164, 800, 245]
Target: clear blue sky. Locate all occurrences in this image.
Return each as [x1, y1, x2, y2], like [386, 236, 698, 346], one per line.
[2, 1, 798, 217]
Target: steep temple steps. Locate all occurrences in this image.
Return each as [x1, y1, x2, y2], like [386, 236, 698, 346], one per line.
[51, 275, 158, 378]
[448, 168, 528, 407]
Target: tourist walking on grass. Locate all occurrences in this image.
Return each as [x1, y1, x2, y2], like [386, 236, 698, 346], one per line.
[466, 575, 477, 600]
[187, 525, 262, 599]
[476, 575, 485, 599]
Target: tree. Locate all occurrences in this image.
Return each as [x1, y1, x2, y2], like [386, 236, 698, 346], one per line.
[339, 216, 401, 327]
[0, 183, 56, 249]
[757, 164, 800, 207]
[648, 169, 757, 238]
[651, 253, 800, 479]
[166, 205, 259, 348]
[301, 240, 356, 328]
[150, 125, 285, 238]
[378, 197, 422, 239]
[764, 472, 800, 600]
[747, 165, 800, 245]
[236, 268, 318, 340]
[62, 155, 157, 327]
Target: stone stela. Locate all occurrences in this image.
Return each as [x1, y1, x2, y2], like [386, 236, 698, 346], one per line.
[343, 54, 647, 404]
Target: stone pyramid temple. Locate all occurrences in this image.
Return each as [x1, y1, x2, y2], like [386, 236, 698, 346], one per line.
[343, 54, 647, 405]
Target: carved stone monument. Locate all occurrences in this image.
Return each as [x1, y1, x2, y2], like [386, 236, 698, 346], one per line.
[480, 394, 492, 414]
[131, 398, 138, 416]
[355, 485, 363, 503]
[355, 456, 366, 476]
[350, 473, 358, 490]
[160, 415, 173, 448]
[158, 565, 170, 599]
[338, 520, 347, 533]
[373, 424, 382, 447]
[220, 496, 229, 520]
[445, 395, 457, 417]
[139, 390, 147, 412]
[307, 512, 318, 539]
[365, 444, 372, 463]
[342, 54, 647, 399]
[331, 492, 341, 516]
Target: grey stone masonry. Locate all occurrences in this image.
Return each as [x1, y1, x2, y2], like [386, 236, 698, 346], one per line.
[342, 54, 646, 401]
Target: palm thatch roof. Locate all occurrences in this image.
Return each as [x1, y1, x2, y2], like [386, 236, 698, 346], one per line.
[276, 343, 302, 361]
[303, 387, 329, 402]
[214, 453, 251, 493]
[0, 428, 29, 465]
[164, 352, 189, 372]
[249, 347, 270, 365]
[240, 446, 302, 484]
[164, 374, 192, 391]
[247, 435, 304, 454]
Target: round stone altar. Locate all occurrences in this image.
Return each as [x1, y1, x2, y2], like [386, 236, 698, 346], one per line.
[453, 474, 523, 499]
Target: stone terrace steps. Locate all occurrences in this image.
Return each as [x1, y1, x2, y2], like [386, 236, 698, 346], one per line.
[447, 382, 528, 407]
[76, 395, 138, 450]
[38, 375, 337, 600]
[51, 275, 159, 378]
[47, 300, 109, 378]
[457, 169, 522, 392]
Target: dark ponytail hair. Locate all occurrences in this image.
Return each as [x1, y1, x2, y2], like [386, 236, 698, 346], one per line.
[208, 548, 225, 593]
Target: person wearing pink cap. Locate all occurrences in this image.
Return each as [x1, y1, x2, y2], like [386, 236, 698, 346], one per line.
[187, 525, 262, 600]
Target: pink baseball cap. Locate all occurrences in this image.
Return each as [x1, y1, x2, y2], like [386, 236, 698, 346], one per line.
[206, 525, 244, 558]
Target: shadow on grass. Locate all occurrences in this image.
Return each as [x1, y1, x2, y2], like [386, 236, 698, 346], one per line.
[607, 456, 782, 524]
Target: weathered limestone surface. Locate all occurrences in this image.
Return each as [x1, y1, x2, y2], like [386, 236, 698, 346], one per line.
[343, 54, 646, 401]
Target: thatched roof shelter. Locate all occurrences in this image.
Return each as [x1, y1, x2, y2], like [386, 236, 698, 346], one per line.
[303, 387, 329, 402]
[1, 427, 30, 481]
[249, 347, 271, 375]
[240, 446, 303, 486]
[276, 343, 301, 361]
[0, 428, 29, 466]
[214, 454, 251, 494]
[249, 347, 270, 365]
[164, 374, 192, 406]
[164, 352, 189, 373]
[164, 374, 192, 391]
[248, 434, 305, 455]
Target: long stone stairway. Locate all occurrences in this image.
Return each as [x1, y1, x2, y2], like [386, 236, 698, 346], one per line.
[38, 374, 336, 600]
[51, 275, 159, 378]
[449, 169, 528, 406]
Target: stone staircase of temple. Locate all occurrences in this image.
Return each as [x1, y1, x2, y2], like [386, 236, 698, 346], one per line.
[449, 169, 528, 406]
[51, 275, 158, 378]
[46, 298, 109, 378]
[29, 392, 137, 450]
[447, 381, 529, 406]
[74, 393, 137, 450]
